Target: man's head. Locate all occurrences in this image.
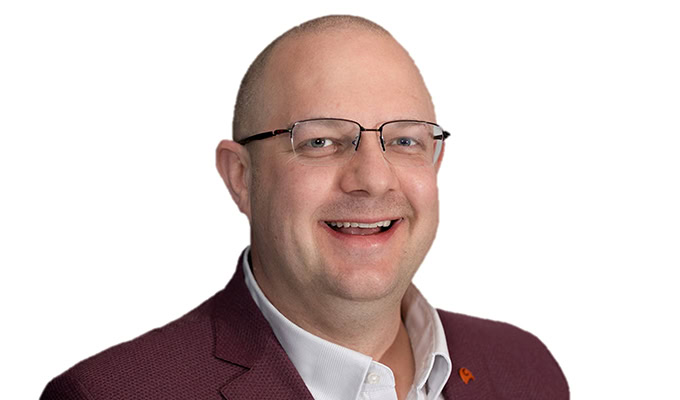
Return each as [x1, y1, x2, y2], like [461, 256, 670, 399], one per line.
[217, 15, 444, 314]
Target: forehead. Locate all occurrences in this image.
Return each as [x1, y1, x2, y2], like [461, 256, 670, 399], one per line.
[261, 29, 435, 127]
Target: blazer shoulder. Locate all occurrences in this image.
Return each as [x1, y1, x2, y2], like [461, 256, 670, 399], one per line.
[41, 292, 238, 400]
[437, 310, 569, 399]
[437, 309, 552, 347]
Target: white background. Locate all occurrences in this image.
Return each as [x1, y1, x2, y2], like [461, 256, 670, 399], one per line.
[1, 0, 678, 398]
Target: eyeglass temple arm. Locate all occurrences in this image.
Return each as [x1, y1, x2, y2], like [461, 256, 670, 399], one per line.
[435, 131, 451, 140]
[237, 129, 292, 145]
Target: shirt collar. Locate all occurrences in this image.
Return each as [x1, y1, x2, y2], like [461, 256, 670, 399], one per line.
[242, 247, 452, 400]
[401, 284, 452, 397]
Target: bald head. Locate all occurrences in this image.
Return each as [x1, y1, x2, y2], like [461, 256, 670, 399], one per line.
[232, 15, 433, 141]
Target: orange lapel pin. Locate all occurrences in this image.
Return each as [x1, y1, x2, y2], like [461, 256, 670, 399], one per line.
[459, 367, 475, 384]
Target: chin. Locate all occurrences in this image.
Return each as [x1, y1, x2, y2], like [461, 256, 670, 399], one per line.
[322, 258, 409, 302]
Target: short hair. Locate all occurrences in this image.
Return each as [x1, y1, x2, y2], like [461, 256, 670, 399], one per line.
[232, 15, 392, 141]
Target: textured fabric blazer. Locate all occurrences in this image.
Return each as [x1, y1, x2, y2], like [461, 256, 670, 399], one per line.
[41, 259, 569, 399]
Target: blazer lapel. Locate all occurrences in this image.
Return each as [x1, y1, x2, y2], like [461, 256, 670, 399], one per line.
[212, 256, 314, 400]
[218, 339, 315, 400]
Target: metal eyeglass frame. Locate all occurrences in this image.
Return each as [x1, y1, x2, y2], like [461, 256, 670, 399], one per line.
[236, 117, 451, 152]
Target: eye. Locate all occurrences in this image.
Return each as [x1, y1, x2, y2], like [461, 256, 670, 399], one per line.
[390, 137, 418, 147]
[307, 137, 334, 148]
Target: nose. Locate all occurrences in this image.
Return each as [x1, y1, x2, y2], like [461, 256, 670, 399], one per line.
[338, 130, 398, 197]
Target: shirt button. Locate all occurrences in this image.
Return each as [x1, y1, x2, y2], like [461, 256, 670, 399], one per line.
[366, 373, 381, 384]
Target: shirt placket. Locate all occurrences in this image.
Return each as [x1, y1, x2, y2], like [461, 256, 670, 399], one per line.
[360, 362, 398, 400]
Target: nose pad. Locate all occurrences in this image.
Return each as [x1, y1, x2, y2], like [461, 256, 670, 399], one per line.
[352, 133, 361, 151]
[354, 130, 385, 153]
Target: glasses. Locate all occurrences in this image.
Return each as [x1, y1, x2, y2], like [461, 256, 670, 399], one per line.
[237, 118, 451, 167]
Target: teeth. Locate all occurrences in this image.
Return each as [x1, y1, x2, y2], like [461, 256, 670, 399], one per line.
[327, 219, 393, 229]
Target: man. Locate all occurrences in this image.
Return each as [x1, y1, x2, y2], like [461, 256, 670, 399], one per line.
[41, 15, 568, 400]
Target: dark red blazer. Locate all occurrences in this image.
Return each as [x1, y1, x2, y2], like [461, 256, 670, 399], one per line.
[41, 260, 569, 399]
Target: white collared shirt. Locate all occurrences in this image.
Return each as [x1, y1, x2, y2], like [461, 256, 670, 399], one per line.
[242, 248, 452, 400]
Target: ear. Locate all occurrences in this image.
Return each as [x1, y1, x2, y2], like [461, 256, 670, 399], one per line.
[216, 140, 252, 219]
[434, 141, 445, 173]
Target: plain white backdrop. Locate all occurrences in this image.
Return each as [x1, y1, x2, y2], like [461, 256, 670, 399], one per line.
[1, 0, 678, 398]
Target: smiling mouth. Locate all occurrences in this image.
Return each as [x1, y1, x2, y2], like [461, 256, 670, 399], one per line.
[324, 219, 399, 235]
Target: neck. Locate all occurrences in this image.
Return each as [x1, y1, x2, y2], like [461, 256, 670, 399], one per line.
[380, 321, 416, 400]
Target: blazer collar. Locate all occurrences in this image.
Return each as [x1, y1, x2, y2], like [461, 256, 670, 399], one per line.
[211, 253, 314, 399]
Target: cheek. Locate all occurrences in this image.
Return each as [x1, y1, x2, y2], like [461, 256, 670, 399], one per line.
[290, 169, 340, 224]
[256, 164, 338, 221]
[400, 170, 439, 217]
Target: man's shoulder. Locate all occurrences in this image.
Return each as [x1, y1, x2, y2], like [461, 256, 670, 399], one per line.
[437, 310, 569, 398]
[41, 291, 240, 400]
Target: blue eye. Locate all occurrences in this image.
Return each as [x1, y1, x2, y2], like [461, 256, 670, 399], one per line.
[308, 138, 334, 148]
[392, 137, 416, 146]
